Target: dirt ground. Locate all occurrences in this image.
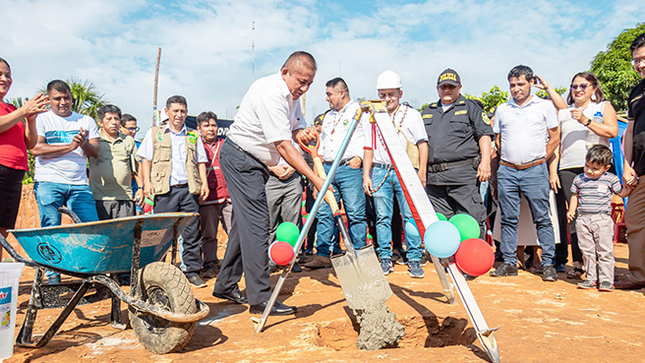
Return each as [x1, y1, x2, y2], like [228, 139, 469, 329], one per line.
[4, 187, 645, 363]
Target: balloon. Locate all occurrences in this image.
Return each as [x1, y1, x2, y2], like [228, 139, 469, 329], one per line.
[436, 212, 448, 221]
[423, 221, 461, 258]
[268, 241, 295, 266]
[276, 222, 300, 247]
[405, 219, 420, 238]
[454, 238, 495, 276]
[449, 213, 480, 242]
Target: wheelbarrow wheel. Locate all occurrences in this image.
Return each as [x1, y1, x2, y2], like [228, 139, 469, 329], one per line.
[129, 262, 197, 354]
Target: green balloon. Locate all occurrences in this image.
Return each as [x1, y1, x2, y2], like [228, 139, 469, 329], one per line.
[449, 213, 480, 242]
[437, 212, 448, 221]
[276, 222, 300, 247]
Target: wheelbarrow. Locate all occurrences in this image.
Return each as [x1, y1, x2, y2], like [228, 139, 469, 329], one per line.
[0, 209, 210, 354]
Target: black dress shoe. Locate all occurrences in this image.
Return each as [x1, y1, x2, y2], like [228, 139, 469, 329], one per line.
[249, 300, 297, 316]
[212, 288, 248, 304]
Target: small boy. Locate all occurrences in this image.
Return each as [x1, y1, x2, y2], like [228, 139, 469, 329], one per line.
[89, 105, 141, 220]
[567, 145, 633, 291]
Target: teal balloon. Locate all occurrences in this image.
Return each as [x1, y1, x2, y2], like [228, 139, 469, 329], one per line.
[437, 213, 448, 221]
[423, 221, 461, 258]
[449, 214, 480, 242]
[405, 219, 420, 238]
[276, 222, 300, 247]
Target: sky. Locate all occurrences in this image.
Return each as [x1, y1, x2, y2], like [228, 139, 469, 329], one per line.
[2, 0, 645, 135]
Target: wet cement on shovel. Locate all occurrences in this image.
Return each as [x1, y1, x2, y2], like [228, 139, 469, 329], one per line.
[334, 261, 405, 350]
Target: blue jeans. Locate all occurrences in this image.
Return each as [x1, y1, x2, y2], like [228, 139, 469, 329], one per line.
[497, 163, 555, 266]
[34, 181, 99, 278]
[371, 165, 422, 261]
[316, 164, 367, 257]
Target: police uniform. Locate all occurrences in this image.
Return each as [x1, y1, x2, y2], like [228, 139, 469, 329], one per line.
[422, 94, 494, 235]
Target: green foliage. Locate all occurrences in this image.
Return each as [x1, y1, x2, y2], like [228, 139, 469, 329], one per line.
[590, 22, 645, 111]
[535, 86, 567, 100]
[6, 97, 25, 108]
[66, 78, 107, 119]
[464, 85, 510, 113]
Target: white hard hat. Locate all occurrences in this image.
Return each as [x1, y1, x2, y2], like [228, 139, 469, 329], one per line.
[376, 70, 402, 90]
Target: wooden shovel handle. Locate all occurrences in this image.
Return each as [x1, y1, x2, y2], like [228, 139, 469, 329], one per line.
[299, 132, 339, 212]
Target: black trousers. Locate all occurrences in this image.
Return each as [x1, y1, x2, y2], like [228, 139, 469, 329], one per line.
[154, 185, 202, 276]
[214, 140, 272, 305]
[426, 182, 487, 239]
[555, 168, 584, 264]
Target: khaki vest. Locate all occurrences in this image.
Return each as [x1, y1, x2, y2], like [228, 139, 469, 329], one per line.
[150, 125, 202, 195]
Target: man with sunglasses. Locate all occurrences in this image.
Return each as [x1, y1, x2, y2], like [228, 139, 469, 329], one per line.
[422, 69, 493, 243]
[490, 65, 560, 282]
[616, 33, 645, 290]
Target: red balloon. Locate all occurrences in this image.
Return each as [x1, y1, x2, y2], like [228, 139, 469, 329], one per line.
[454, 238, 495, 276]
[268, 241, 295, 266]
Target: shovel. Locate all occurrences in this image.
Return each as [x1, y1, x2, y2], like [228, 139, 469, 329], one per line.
[299, 133, 393, 311]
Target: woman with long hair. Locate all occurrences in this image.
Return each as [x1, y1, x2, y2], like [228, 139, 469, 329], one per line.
[552, 71, 619, 278]
[0, 57, 48, 241]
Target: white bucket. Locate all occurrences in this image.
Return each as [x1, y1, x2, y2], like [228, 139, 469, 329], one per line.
[0, 262, 24, 360]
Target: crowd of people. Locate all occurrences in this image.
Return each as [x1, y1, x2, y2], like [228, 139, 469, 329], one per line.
[0, 31, 644, 315]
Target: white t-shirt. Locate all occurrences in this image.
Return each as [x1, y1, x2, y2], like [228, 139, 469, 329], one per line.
[320, 100, 366, 163]
[558, 102, 609, 170]
[137, 124, 208, 186]
[493, 96, 559, 164]
[364, 104, 428, 165]
[34, 110, 99, 185]
[226, 73, 306, 166]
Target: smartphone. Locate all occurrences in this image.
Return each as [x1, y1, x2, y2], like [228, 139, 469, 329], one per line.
[533, 76, 539, 85]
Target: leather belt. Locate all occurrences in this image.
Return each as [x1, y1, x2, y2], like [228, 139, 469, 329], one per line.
[428, 158, 475, 173]
[372, 163, 391, 169]
[323, 159, 352, 166]
[500, 157, 546, 170]
[171, 183, 188, 188]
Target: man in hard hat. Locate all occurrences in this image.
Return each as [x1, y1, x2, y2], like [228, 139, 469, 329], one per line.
[304, 77, 367, 269]
[363, 70, 429, 277]
[422, 69, 493, 239]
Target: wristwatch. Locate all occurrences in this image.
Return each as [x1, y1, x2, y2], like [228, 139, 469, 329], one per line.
[585, 118, 592, 126]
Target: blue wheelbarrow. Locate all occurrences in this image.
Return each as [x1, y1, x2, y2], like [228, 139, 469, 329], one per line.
[0, 208, 210, 354]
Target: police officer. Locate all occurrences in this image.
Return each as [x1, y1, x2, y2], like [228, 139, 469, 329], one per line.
[422, 68, 493, 237]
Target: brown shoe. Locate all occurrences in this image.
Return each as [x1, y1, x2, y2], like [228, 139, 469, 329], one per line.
[303, 255, 332, 269]
[614, 279, 645, 290]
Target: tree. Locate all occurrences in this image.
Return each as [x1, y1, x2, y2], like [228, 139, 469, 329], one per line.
[590, 22, 645, 111]
[464, 85, 510, 113]
[536, 86, 567, 100]
[66, 78, 107, 120]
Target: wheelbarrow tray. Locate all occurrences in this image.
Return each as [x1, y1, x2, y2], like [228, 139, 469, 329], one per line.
[10, 213, 197, 275]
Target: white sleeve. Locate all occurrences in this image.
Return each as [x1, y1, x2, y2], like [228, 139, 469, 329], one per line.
[136, 129, 154, 161]
[258, 93, 293, 144]
[545, 103, 559, 129]
[407, 109, 428, 144]
[86, 116, 100, 139]
[195, 136, 208, 163]
[492, 107, 501, 133]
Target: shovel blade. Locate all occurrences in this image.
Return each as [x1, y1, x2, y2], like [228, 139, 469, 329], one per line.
[331, 245, 393, 311]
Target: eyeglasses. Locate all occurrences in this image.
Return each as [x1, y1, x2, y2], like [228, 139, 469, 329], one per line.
[126, 127, 140, 132]
[632, 58, 645, 67]
[570, 83, 590, 91]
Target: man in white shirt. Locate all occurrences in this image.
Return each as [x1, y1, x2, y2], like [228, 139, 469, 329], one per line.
[212, 51, 325, 316]
[363, 70, 428, 278]
[31, 79, 101, 285]
[491, 65, 560, 282]
[304, 77, 367, 269]
[138, 95, 210, 288]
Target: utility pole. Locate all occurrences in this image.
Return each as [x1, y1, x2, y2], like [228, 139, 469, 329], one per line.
[252, 21, 255, 82]
[153, 47, 162, 126]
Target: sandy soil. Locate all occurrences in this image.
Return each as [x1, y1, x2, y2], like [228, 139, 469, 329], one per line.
[4, 186, 645, 363]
